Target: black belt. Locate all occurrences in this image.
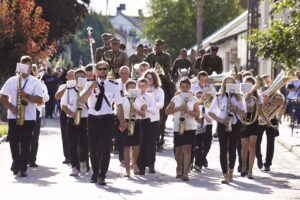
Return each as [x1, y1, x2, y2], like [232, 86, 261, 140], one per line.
[88, 114, 113, 120]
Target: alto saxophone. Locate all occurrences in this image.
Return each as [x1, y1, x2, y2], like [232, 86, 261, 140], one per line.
[16, 74, 29, 126]
[74, 88, 83, 126]
[128, 95, 136, 136]
[179, 98, 189, 135]
[225, 93, 233, 132]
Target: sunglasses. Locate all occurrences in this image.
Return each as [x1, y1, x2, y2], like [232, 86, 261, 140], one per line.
[97, 68, 108, 71]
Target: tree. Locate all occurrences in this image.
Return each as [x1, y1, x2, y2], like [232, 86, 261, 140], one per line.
[70, 12, 113, 67]
[247, 0, 300, 70]
[143, 0, 244, 59]
[0, 0, 52, 77]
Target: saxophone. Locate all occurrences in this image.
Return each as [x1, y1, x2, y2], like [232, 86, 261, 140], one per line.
[74, 88, 83, 126]
[179, 97, 189, 135]
[16, 74, 29, 126]
[128, 95, 136, 136]
[225, 93, 233, 132]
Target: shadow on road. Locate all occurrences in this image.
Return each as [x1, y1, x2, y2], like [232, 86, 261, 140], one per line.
[13, 166, 58, 186]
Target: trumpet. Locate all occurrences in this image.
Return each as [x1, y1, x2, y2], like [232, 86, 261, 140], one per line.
[128, 95, 136, 136]
[179, 97, 189, 135]
[16, 73, 29, 126]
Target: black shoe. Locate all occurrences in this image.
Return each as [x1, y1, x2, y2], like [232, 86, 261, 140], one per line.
[264, 165, 270, 172]
[98, 177, 106, 185]
[149, 166, 156, 173]
[213, 133, 218, 138]
[62, 159, 71, 164]
[237, 165, 242, 173]
[11, 163, 19, 175]
[29, 163, 38, 168]
[203, 159, 208, 168]
[20, 172, 27, 177]
[90, 173, 97, 183]
[257, 158, 263, 169]
[241, 172, 247, 177]
[139, 170, 145, 175]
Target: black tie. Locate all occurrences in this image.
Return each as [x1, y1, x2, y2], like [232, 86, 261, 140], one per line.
[95, 81, 105, 111]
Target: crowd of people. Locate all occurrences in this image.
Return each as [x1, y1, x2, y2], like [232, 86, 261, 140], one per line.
[1, 34, 299, 186]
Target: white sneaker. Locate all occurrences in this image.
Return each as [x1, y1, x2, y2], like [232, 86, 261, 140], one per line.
[70, 167, 79, 176]
[80, 162, 87, 173]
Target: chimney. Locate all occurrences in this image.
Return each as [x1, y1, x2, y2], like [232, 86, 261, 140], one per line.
[138, 9, 143, 17]
[117, 3, 126, 14]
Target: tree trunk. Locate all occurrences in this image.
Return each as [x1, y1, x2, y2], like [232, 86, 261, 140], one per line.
[197, 0, 203, 56]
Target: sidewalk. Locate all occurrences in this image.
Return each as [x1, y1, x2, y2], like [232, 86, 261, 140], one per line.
[277, 121, 300, 157]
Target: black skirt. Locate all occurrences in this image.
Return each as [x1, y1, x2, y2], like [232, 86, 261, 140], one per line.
[240, 119, 259, 138]
[174, 130, 196, 147]
[121, 119, 140, 147]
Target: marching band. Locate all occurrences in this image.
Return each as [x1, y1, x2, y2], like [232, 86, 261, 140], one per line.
[0, 35, 298, 186]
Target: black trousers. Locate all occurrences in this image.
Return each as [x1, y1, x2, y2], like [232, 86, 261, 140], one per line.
[191, 124, 213, 167]
[60, 110, 70, 160]
[157, 106, 168, 147]
[8, 120, 35, 173]
[217, 123, 239, 174]
[45, 94, 55, 118]
[29, 110, 41, 164]
[88, 114, 113, 178]
[256, 118, 278, 166]
[138, 119, 159, 170]
[67, 118, 89, 170]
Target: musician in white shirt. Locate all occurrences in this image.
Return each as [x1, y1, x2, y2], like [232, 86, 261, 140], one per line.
[80, 61, 126, 185]
[136, 78, 156, 175]
[28, 64, 49, 168]
[55, 69, 76, 164]
[0, 56, 43, 177]
[208, 76, 246, 184]
[61, 69, 89, 176]
[165, 78, 200, 181]
[191, 71, 215, 170]
[143, 69, 165, 173]
[121, 80, 146, 177]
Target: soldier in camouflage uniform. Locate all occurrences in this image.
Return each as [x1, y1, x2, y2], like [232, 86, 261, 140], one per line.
[171, 48, 192, 81]
[129, 43, 146, 70]
[103, 37, 129, 79]
[200, 45, 223, 75]
[145, 39, 172, 78]
[94, 33, 112, 63]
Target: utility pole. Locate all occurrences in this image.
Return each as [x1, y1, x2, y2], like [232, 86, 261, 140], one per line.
[196, 0, 203, 55]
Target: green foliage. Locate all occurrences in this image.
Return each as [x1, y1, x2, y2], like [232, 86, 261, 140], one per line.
[35, 0, 88, 44]
[247, 0, 300, 69]
[143, 0, 244, 59]
[71, 12, 113, 66]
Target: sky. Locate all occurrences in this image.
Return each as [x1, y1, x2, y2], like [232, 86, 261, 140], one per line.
[89, 0, 149, 16]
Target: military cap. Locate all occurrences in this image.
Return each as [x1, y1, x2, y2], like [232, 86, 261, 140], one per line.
[109, 37, 121, 43]
[210, 45, 219, 51]
[101, 33, 112, 39]
[155, 39, 165, 45]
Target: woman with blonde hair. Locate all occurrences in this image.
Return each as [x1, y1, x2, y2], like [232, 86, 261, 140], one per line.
[208, 76, 246, 184]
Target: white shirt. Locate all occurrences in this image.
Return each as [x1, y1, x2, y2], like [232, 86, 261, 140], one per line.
[122, 96, 145, 119]
[0, 75, 43, 120]
[286, 79, 300, 99]
[61, 87, 88, 118]
[80, 79, 122, 115]
[147, 86, 165, 122]
[116, 78, 132, 97]
[208, 94, 246, 124]
[191, 83, 216, 96]
[172, 94, 198, 132]
[37, 81, 49, 118]
[141, 92, 156, 120]
[56, 84, 67, 95]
